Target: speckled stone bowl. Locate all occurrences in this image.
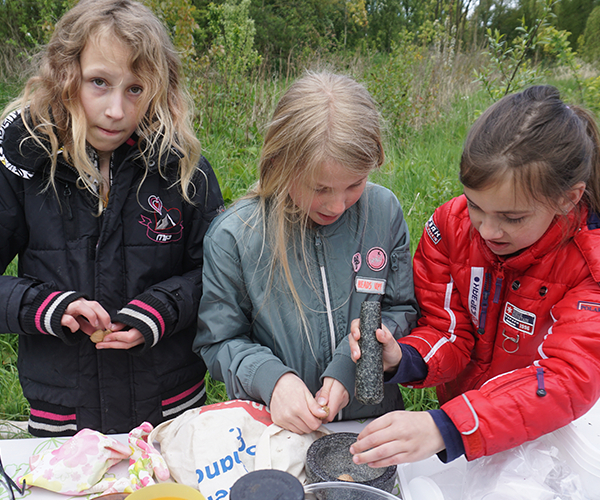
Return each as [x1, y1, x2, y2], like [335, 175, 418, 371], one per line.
[305, 432, 397, 499]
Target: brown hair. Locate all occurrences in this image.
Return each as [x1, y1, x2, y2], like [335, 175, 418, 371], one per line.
[460, 85, 600, 217]
[3, 0, 201, 209]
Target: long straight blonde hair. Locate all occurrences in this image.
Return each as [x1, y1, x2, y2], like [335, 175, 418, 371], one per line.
[245, 71, 384, 345]
[3, 0, 201, 208]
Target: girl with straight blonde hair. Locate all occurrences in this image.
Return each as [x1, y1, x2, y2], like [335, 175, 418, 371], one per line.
[195, 71, 418, 434]
[0, 0, 223, 436]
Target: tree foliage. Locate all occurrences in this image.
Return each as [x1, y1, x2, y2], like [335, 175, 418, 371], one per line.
[580, 5, 600, 62]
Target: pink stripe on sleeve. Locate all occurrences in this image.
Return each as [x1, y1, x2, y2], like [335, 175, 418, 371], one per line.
[162, 380, 204, 406]
[129, 300, 165, 334]
[30, 408, 76, 421]
[35, 292, 61, 334]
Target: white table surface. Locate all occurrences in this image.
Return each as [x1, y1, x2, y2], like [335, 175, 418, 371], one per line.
[0, 419, 407, 500]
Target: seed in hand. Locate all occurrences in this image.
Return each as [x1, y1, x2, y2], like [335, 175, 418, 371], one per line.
[90, 329, 110, 343]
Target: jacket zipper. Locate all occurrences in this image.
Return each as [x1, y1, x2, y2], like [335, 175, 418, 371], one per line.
[481, 367, 543, 398]
[63, 184, 73, 220]
[477, 272, 492, 334]
[315, 233, 336, 358]
[477, 265, 505, 334]
[315, 233, 342, 420]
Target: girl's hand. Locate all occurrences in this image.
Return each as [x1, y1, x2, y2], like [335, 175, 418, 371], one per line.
[349, 319, 403, 373]
[270, 372, 327, 434]
[95, 322, 146, 350]
[349, 411, 445, 467]
[314, 376, 350, 422]
[62, 298, 111, 335]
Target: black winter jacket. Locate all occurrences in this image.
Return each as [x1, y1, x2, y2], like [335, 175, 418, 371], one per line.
[0, 111, 224, 436]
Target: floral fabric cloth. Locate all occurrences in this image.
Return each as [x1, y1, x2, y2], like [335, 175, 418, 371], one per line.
[17, 422, 170, 496]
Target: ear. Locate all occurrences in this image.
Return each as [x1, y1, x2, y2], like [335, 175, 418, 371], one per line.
[559, 182, 586, 212]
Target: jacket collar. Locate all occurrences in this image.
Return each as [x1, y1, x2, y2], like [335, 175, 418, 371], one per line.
[1, 109, 178, 182]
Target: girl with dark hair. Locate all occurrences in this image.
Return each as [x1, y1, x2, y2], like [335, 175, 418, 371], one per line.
[349, 85, 600, 464]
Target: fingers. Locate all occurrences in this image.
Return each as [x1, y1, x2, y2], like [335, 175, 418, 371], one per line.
[270, 373, 324, 434]
[378, 325, 403, 372]
[61, 314, 83, 333]
[350, 319, 402, 372]
[61, 300, 145, 351]
[312, 390, 332, 421]
[316, 377, 350, 422]
[312, 378, 336, 421]
[95, 327, 146, 350]
[349, 318, 361, 362]
[62, 298, 111, 334]
[349, 411, 445, 466]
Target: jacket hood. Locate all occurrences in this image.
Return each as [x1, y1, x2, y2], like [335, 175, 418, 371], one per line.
[575, 208, 600, 282]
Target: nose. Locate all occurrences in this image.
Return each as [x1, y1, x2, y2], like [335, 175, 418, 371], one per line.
[324, 192, 346, 216]
[477, 216, 503, 241]
[105, 91, 125, 120]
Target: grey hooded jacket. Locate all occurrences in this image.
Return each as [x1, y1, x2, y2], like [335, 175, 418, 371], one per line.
[194, 183, 419, 419]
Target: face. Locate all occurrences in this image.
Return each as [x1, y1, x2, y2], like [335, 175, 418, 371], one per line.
[463, 179, 560, 256]
[288, 161, 369, 226]
[79, 34, 148, 161]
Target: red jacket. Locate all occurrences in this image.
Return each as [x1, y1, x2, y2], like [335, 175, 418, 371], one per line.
[400, 195, 600, 459]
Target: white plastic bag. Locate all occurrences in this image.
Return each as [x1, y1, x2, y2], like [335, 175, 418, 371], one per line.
[462, 435, 586, 500]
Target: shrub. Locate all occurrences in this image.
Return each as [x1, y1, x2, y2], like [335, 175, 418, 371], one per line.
[580, 5, 600, 64]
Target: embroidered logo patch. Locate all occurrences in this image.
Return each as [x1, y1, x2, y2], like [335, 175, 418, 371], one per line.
[355, 277, 386, 294]
[366, 247, 387, 271]
[425, 215, 441, 244]
[468, 267, 484, 327]
[503, 302, 536, 335]
[578, 301, 600, 313]
[352, 252, 362, 272]
[139, 195, 183, 243]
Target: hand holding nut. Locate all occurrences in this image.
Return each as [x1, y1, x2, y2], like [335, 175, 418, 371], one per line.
[318, 405, 330, 420]
[90, 329, 111, 343]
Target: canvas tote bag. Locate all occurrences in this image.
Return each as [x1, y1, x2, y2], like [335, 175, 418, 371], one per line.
[149, 399, 329, 500]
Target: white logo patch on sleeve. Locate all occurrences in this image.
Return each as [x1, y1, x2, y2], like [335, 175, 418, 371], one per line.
[425, 215, 442, 244]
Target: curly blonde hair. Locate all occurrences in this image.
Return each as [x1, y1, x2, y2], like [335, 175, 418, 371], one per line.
[3, 0, 201, 208]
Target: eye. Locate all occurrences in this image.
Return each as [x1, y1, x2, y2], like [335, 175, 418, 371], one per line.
[129, 85, 143, 96]
[504, 216, 525, 224]
[466, 200, 479, 211]
[91, 78, 107, 88]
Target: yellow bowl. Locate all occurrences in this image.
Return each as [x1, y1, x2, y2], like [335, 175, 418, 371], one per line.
[127, 483, 206, 500]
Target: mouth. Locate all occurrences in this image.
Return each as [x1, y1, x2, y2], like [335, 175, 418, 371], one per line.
[485, 240, 510, 253]
[98, 126, 122, 136]
[317, 213, 340, 224]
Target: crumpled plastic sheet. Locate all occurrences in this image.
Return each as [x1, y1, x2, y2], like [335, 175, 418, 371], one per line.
[461, 435, 586, 500]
